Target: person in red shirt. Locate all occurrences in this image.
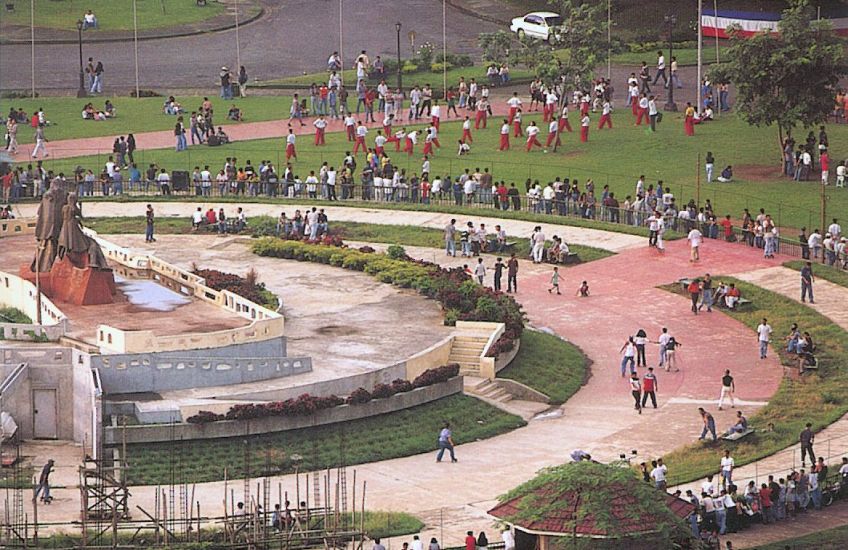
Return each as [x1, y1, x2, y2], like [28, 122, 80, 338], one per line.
[720, 214, 734, 241]
[465, 532, 476, 550]
[642, 367, 658, 408]
[759, 483, 774, 523]
[496, 182, 509, 210]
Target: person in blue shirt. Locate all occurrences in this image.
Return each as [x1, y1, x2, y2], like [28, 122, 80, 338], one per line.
[436, 422, 457, 463]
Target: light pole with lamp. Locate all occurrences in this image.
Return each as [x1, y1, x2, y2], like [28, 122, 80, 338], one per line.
[395, 22, 403, 91]
[663, 14, 677, 111]
[76, 19, 87, 98]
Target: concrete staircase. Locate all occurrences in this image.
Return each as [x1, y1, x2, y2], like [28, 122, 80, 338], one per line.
[448, 335, 489, 375]
[467, 377, 512, 403]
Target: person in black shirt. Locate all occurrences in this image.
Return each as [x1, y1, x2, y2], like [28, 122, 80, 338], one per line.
[35, 459, 54, 502]
[507, 183, 520, 210]
[493, 257, 504, 292]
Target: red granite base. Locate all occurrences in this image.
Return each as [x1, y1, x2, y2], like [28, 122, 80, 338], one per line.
[19, 255, 116, 306]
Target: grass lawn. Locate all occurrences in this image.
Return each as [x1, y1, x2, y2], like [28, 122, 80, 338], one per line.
[0, 96, 289, 143]
[498, 330, 588, 404]
[610, 46, 725, 67]
[660, 278, 848, 486]
[0, 0, 238, 32]
[259, 65, 535, 89]
[81, 216, 615, 260]
[784, 260, 848, 289]
[119, 394, 525, 485]
[38, 113, 848, 232]
[748, 523, 848, 550]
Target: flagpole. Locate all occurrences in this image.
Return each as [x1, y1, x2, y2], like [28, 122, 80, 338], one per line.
[30, 0, 35, 98]
[339, 0, 344, 86]
[133, 0, 140, 99]
[697, 0, 702, 116]
[442, 0, 447, 100]
[234, 0, 241, 75]
[606, 0, 611, 80]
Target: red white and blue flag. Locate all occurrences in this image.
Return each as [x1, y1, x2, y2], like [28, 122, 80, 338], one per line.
[701, 8, 848, 38]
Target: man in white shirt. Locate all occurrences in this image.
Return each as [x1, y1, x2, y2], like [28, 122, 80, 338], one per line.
[344, 114, 356, 141]
[650, 459, 668, 490]
[191, 207, 204, 230]
[326, 168, 337, 200]
[757, 318, 773, 359]
[404, 129, 418, 156]
[285, 129, 297, 161]
[542, 182, 555, 214]
[501, 528, 515, 550]
[545, 119, 560, 149]
[653, 51, 667, 87]
[374, 131, 387, 157]
[431, 102, 441, 129]
[598, 100, 612, 129]
[156, 169, 171, 195]
[105, 157, 116, 178]
[828, 218, 841, 240]
[720, 450, 735, 489]
[648, 95, 658, 131]
[808, 228, 822, 259]
[531, 226, 545, 263]
[353, 122, 367, 155]
[701, 475, 716, 497]
[313, 115, 327, 146]
[544, 91, 558, 122]
[506, 92, 522, 124]
[687, 227, 703, 262]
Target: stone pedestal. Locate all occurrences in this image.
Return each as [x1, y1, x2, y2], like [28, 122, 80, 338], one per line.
[19, 255, 116, 306]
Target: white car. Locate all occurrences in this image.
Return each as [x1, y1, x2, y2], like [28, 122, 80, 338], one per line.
[509, 11, 564, 42]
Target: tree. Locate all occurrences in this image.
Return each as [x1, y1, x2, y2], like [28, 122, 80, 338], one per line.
[711, 0, 847, 159]
[548, 0, 610, 89]
[478, 31, 513, 67]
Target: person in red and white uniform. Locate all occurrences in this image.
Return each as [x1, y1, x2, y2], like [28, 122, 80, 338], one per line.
[430, 124, 441, 148]
[546, 119, 561, 148]
[513, 108, 523, 137]
[580, 113, 590, 142]
[353, 122, 367, 154]
[499, 119, 510, 151]
[462, 116, 473, 143]
[383, 113, 394, 136]
[544, 90, 558, 122]
[431, 101, 441, 130]
[475, 98, 488, 129]
[525, 121, 542, 152]
[558, 104, 572, 133]
[394, 127, 406, 151]
[636, 94, 649, 126]
[404, 129, 418, 156]
[507, 92, 522, 125]
[313, 115, 328, 145]
[344, 113, 356, 141]
[598, 100, 612, 129]
[423, 127, 435, 156]
[374, 130, 387, 157]
[285, 128, 297, 160]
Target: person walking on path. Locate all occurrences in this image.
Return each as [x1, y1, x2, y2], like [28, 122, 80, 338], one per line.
[547, 266, 561, 294]
[493, 257, 504, 292]
[642, 367, 658, 409]
[506, 253, 519, 292]
[634, 329, 648, 367]
[687, 278, 701, 315]
[800, 423, 816, 467]
[757, 318, 773, 359]
[620, 337, 636, 377]
[474, 257, 486, 284]
[698, 273, 714, 312]
[531, 226, 545, 263]
[444, 219, 457, 257]
[698, 408, 717, 441]
[656, 327, 671, 369]
[145, 204, 155, 243]
[800, 261, 815, 303]
[720, 450, 735, 490]
[34, 459, 55, 503]
[435, 422, 457, 463]
[687, 226, 703, 262]
[31, 125, 49, 158]
[718, 369, 735, 410]
[630, 372, 642, 414]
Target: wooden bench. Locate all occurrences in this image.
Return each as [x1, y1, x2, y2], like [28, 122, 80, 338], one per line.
[562, 252, 581, 265]
[722, 428, 755, 442]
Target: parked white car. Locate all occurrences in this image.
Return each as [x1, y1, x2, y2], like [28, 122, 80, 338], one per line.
[509, 11, 564, 42]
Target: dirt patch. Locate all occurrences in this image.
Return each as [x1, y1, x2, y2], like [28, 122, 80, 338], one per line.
[316, 324, 359, 336]
[735, 164, 784, 183]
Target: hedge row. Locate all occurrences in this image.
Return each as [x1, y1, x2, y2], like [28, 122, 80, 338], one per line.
[186, 364, 460, 424]
[251, 238, 525, 338]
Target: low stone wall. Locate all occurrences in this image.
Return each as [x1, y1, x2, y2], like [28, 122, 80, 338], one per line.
[0, 219, 36, 238]
[0, 270, 68, 342]
[103, 376, 463, 445]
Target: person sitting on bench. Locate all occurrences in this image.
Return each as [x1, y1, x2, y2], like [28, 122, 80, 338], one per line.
[724, 283, 741, 309]
[797, 331, 816, 372]
[227, 104, 243, 121]
[215, 126, 230, 144]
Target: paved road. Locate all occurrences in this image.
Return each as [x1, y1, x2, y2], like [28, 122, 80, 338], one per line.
[0, 0, 498, 91]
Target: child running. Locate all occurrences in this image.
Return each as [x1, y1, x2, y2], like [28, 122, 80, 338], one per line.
[576, 280, 590, 297]
[547, 266, 561, 294]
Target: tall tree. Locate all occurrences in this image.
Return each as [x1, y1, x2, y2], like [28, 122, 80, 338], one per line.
[548, 0, 609, 88]
[711, 0, 847, 159]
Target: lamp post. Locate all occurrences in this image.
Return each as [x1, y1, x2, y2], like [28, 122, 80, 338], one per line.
[663, 14, 677, 111]
[76, 19, 87, 98]
[395, 22, 403, 91]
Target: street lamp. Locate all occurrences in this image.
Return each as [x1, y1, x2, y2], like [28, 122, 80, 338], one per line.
[76, 19, 87, 98]
[663, 14, 677, 112]
[395, 22, 403, 91]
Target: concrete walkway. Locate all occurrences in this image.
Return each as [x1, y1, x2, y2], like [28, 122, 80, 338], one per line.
[13, 222, 790, 546]
[14, 201, 646, 252]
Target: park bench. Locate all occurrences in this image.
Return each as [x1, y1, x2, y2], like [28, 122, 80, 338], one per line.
[562, 252, 581, 265]
[722, 428, 755, 442]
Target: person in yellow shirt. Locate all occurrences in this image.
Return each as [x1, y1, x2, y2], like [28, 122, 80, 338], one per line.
[684, 102, 696, 136]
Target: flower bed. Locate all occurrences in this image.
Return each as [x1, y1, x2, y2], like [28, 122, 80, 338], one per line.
[191, 266, 279, 310]
[186, 364, 460, 424]
[251, 239, 525, 342]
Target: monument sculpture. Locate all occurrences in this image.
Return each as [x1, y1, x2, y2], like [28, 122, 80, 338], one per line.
[21, 182, 115, 305]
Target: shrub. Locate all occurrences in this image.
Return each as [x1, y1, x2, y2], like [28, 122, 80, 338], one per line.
[412, 364, 460, 388]
[186, 410, 225, 424]
[358, 245, 376, 254]
[386, 244, 407, 260]
[444, 308, 460, 326]
[430, 62, 453, 73]
[346, 387, 373, 405]
[391, 378, 414, 393]
[371, 383, 397, 399]
[402, 62, 419, 74]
